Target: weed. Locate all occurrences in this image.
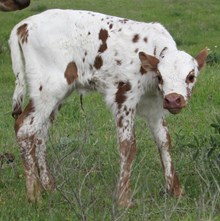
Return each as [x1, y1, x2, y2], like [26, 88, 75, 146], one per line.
[207, 46, 220, 66]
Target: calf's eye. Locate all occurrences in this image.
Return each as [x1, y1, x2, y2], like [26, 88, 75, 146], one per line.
[186, 74, 195, 84]
[186, 70, 196, 84]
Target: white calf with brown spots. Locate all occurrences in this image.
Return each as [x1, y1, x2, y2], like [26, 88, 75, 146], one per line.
[9, 9, 208, 207]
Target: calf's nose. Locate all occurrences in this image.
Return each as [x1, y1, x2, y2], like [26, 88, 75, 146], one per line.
[163, 93, 186, 114]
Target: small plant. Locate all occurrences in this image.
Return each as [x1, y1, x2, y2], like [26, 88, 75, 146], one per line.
[210, 115, 220, 134]
[207, 46, 220, 66]
[174, 116, 220, 163]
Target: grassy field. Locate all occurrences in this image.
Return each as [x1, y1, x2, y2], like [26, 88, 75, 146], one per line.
[0, 0, 220, 220]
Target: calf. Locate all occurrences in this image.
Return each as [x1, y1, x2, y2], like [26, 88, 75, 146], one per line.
[9, 9, 208, 207]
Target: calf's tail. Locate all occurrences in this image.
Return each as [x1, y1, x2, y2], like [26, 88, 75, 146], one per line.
[9, 26, 26, 119]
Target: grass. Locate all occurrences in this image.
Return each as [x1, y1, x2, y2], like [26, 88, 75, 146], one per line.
[0, 0, 220, 220]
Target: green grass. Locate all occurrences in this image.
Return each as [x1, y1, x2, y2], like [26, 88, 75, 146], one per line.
[1, 0, 220, 220]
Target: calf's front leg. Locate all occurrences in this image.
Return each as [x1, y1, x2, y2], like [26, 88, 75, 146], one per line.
[115, 106, 137, 208]
[148, 117, 183, 197]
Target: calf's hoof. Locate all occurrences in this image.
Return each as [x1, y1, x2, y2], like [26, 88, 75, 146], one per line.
[27, 188, 42, 204]
[171, 187, 185, 198]
[160, 186, 185, 198]
[42, 178, 56, 192]
[118, 198, 136, 208]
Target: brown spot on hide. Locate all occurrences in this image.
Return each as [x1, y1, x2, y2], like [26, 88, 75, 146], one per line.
[64, 62, 78, 84]
[93, 55, 103, 69]
[117, 116, 123, 128]
[15, 100, 34, 134]
[99, 29, 108, 42]
[98, 29, 108, 53]
[98, 44, 107, 53]
[17, 23, 29, 44]
[115, 60, 122, 65]
[39, 85, 43, 91]
[115, 82, 131, 108]
[143, 37, 148, 43]
[30, 117, 34, 125]
[124, 106, 130, 116]
[88, 32, 91, 35]
[134, 48, 139, 53]
[109, 24, 113, 29]
[132, 34, 139, 43]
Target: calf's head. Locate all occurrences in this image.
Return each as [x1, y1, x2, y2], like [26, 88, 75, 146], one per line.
[139, 48, 208, 114]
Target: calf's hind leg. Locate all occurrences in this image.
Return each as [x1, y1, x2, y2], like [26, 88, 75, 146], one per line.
[36, 103, 63, 192]
[15, 100, 58, 202]
[15, 100, 42, 202]
[35, 119, 56, 193]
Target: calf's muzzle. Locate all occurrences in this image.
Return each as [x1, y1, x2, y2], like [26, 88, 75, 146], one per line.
[163, 93, 186, 114]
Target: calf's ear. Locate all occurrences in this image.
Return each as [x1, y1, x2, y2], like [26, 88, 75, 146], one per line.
[139, 52, 159, 71]
[195, 48, 209, 71]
